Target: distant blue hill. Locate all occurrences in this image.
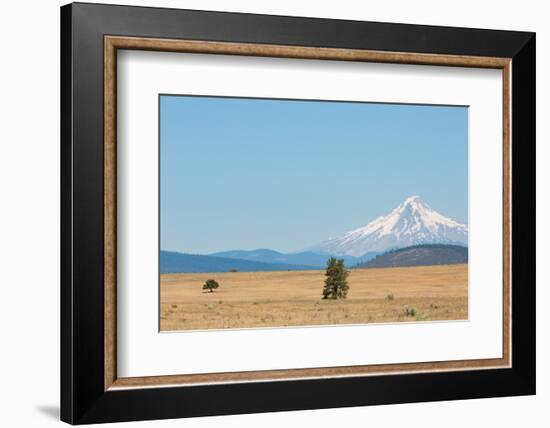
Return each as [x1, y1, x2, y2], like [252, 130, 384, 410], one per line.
[160, 250, 320, 274]
[210, 248, 378, 268]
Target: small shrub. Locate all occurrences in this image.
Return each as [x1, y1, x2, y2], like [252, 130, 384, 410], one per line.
[203, 279, 220, 293]
[229, 268, 238, 272]
[404, 306, 417, 317]
[387, 293, 394, 301]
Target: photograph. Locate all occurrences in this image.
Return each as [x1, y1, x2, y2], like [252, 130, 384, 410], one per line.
[159, 95, 469, 331]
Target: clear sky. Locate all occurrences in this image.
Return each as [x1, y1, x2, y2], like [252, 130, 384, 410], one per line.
[160, 95, 468, 254]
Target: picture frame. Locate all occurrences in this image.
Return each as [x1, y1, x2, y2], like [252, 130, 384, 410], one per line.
[60, 2, 535, 424]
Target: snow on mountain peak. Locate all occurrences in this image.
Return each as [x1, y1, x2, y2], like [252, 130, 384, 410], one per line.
[404, 195, 422, 204]
[307, 196, 468, 257]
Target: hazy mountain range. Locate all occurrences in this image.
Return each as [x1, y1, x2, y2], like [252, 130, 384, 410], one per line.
[161, 196, 468, 273]
[160, 251, 319, 274]
[211, 249, 376, 268]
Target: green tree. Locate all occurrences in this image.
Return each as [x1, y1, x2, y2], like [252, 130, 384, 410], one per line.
[203, 279, 220, 293]
[322, 257, 349, 299]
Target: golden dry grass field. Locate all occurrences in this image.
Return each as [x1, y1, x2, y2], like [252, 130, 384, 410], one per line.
[160, 264, 468, 331]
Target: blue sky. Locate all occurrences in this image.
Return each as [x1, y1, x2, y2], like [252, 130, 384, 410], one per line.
[160, 95, 468, 254]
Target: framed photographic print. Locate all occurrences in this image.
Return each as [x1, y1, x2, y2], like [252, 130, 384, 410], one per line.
[60, 2, 536, 424]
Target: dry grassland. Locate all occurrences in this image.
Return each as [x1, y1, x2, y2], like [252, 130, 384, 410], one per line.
[160, 264, 468, 331]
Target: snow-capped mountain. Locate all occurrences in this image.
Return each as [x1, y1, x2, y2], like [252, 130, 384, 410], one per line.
[308, 196, 468, 257]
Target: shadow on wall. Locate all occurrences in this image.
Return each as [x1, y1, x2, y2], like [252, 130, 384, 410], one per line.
[35, 405, 59, 420]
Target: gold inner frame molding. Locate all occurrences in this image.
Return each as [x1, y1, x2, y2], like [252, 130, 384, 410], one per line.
[104, 35, 512, 391]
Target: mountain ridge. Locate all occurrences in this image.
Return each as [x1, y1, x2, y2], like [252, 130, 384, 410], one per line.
[307, 196, 468, 256]
[210, 248, 377, 268]
[355, 244, 468, 269]
[162, 196, 468, 273]
[160, 250, 320, 274]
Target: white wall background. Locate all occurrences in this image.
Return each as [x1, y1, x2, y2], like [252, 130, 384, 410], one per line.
[0, 1, 545, 427]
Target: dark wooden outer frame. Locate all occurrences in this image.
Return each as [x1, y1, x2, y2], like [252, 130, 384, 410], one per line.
[61, 2, 535, 424]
